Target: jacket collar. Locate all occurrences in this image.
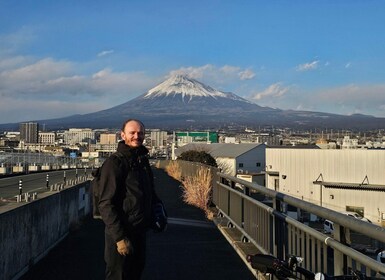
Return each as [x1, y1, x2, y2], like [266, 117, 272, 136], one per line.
[117, 140, 148, 157]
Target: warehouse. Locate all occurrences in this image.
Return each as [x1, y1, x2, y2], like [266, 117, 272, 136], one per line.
[265, 148, 385, 226]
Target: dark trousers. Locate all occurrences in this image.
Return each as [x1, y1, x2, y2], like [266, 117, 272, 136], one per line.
[104, 229, 147, 280]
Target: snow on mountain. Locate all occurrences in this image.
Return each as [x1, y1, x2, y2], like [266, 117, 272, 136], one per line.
[143, 74, 252, 104]
[3, 74, 383, 131]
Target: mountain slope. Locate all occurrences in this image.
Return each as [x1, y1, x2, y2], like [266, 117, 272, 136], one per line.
[1, 75, 384, 130]
[114, 75, 273, 114]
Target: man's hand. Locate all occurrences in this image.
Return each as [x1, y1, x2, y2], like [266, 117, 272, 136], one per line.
[116, 239, 133, 256]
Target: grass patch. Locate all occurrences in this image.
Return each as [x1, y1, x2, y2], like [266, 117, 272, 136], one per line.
[181, 166, 214, 220]
[165, 160, 182, 181]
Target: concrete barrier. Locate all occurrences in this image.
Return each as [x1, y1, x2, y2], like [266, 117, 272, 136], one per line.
[0, 181, 92, 280]
[41, 165, 51, 171]
[28, 165, 41, 172]
[0, 167, 10, 175]
[12, 165, 24, 173]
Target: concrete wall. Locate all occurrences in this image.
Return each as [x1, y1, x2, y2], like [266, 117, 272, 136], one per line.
[0, 181, 91, 280]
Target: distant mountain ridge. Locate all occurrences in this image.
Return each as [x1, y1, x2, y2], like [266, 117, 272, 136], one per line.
[0, 75, 384, 131]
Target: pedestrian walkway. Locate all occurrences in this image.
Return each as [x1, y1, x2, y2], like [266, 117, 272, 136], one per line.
[21, 168, 256, 280]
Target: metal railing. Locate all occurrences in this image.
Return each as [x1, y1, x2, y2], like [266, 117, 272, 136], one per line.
[156, 159, 385, 275]
[213, 172, 385, 276]
[0, 151, 83, 166]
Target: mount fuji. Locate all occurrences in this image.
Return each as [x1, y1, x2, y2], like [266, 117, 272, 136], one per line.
[1, 75, 384, 130]
[115, 75, 275, 116]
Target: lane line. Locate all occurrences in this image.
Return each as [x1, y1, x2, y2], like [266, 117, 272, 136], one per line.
[167, 217, 215, 228]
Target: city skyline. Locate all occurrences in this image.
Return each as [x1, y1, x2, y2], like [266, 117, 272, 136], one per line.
[1, 1, 385, 124]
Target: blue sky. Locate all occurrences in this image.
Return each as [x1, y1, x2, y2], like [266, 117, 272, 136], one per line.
[1, 0, 385, 124]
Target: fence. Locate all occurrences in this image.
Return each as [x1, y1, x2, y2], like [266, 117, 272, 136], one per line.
[161, 160, 385, 276]
[213, 172, 385, 276]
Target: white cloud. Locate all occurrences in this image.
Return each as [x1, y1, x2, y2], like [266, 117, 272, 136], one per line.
[0, 57, 154, 97]
[0, 58, 74, 96]
[238, 69, 255, 80]
[345, 62, 352, 68]
[168, 64, 213, 80]
[0, 55, 35, 71]
[97, 50, 114, 57]
[0, 96, 106, 123]
[296, 60, 319, 71]
[219, 65, 240, 75]
[167, 64, 255, 85]
[0, 59, 257, 123]
[250, 83, 385, 117]
[0, 26, 37, 55]
[251, 83, 290, 101]
[0, 56, 159, 123]
[288, 84, 385, 117]
[318, 84, 385, 104]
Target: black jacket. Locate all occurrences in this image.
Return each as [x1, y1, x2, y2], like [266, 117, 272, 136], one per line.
[98, 141, 159, 242]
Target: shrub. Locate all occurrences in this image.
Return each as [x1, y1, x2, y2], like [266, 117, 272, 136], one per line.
[165, 160, 181, 181]
[181, 166, 213, 219]
[178, 150, 217, 167]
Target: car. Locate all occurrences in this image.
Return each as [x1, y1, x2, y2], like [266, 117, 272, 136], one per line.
[377, 250, 385, 264]
[341, 211, 372, 223]
[323, 219, 334, 234]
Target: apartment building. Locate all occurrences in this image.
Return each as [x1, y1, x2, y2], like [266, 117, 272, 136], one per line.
[99, 133, 117, 144]
[19, 122, 39, 144]
[150, 130, 168, 147]
[63, 128, 95, 145]
[39, 132, 56, 145]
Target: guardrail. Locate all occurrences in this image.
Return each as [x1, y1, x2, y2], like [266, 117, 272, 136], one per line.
[213, 172, 385, 276]
[158, 160, 385, 276]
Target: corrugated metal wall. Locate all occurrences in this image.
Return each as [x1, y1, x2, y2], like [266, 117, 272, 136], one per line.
[266, 149, 385, 224]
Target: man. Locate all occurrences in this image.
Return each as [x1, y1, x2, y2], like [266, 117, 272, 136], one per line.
[98, 119, 166, 280]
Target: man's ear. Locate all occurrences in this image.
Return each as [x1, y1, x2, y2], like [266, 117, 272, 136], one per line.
[120, 131, 126, 140]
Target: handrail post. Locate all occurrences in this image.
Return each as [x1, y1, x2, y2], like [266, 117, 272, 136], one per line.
[242, 185, 250, 229]
[333, 223, 351, 275]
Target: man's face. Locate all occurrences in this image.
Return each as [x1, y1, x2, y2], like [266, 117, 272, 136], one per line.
[121, 121, 145, 148]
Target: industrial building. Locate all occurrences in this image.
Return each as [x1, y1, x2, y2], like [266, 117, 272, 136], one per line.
[175, 143, 266, 179]
[265, 148, 385, 226]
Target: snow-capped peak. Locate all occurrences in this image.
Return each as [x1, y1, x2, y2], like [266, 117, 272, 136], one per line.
[143, 75, 250, 103]
[144, 75, 227, 98]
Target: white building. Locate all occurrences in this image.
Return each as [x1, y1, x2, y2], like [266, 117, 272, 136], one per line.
[150, 130, 168, 147]
[39, 132, 56, 144]
[341, 136, 359, 149]
[63, 128, 95, 145]
[175, 143, 266, 179]
[99, 133, 117, 145]
[265, 148, 385, 226]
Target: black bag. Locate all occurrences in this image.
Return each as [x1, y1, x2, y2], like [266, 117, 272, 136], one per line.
[91, 152, 126, 219]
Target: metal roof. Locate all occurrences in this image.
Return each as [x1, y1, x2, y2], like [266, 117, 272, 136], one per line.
[313, 181, 385, 191]
[174, 143, 264, 158]
[210, 143, 263, 158]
